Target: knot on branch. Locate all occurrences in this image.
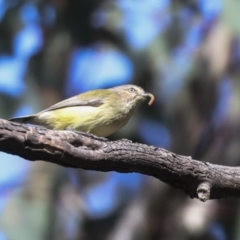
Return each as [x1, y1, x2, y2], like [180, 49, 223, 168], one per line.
[197, 182, 212, 202]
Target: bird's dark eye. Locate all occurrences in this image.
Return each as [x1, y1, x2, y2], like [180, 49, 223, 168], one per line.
[128, 87, 135, 93]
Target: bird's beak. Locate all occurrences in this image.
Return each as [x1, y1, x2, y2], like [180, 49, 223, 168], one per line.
[142, 93, 155, 106]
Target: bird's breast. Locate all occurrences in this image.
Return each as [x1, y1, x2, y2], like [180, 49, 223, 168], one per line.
[37, 104, 133, 137]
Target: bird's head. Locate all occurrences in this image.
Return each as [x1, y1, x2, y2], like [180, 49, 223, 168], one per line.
[111, 84, 154, 110]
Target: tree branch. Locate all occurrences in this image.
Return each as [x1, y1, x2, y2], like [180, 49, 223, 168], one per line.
[0, 118, 239, 202]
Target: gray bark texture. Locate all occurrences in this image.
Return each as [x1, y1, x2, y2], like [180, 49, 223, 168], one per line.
[0, 118, 239, 202]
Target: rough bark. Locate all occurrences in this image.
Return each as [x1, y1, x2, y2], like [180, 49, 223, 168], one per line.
[0, 118, 239, 202]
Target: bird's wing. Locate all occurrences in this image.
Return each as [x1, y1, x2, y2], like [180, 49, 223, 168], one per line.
[39, 91, 108, 113]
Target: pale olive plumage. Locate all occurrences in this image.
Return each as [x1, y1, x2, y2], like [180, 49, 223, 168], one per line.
[9, 85, 154, 137]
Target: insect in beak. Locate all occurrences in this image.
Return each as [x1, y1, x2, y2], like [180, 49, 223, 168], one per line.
[142, 93, 155, 106]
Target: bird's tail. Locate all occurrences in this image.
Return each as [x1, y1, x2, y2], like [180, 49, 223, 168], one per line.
[9, 115, 37, 124]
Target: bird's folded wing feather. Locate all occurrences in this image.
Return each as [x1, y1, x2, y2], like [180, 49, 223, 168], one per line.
[39, 95, 106, 113]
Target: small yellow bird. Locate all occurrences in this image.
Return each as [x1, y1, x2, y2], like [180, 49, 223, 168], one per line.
[9, 85, 154, 137]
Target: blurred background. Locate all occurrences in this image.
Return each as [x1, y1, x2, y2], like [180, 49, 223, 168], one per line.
[0, 0, 239, 239]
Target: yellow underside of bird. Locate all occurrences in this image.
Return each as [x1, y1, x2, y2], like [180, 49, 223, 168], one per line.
[30, 106, 131, 137]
